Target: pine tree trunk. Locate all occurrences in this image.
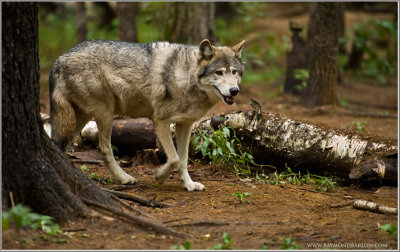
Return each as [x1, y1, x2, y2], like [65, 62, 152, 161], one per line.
[117, 2, 138, 42]
[76, 2, 86, 43]
[187, 2, 215, 44]
[303, 2, 339, 108]
[2, 2, 115, 222]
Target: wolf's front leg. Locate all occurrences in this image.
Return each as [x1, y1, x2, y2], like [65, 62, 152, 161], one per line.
[154, 121, 180, 183]
[176, 123, 205, 191]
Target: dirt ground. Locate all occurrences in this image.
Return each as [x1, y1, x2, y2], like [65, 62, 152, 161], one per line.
[3, 6, 398, 251]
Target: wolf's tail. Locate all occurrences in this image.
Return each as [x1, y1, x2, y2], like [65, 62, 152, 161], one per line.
[49, 64, 76, 151]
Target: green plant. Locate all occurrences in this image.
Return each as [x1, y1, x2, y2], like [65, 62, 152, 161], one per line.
[256, 166, 341, 192]
[351, 121, 367, 132]
[280, 237, 301, 250]
[192, 126, 258, 176]
[210, 232, 234, 250]
[170, 240, 192, 250]
[232, 192, 251, 204]
[80, 165, 89, 173]
[2, 204, 61, 236]
[381, 224, 398, 236]
[293, 69, 309, 91]
[350, 18, 397, 84]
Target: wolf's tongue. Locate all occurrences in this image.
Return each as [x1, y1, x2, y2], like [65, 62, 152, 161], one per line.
[225, 96, 235, 104]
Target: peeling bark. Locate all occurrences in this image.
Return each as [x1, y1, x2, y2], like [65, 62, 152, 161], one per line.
[198, 107, 397, 186]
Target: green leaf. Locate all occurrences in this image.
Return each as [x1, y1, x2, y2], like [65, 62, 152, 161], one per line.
[222, 127, 230, 138]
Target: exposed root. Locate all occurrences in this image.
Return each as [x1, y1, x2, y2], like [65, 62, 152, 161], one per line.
[80, 197, 188, 238]
[108, 193, 150, 217]
[104, 189, 187, 208]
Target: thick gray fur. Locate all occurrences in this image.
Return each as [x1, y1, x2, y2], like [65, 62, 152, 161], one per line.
[50, 39, 245, 191]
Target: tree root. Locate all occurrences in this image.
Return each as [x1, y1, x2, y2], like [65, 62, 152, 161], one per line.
[104, 189, 187, 208]
[352, 199, 397, 215]
[80, 197, 188, 238]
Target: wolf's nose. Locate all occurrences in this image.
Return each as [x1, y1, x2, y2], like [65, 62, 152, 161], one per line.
[229, 87, 240, 96]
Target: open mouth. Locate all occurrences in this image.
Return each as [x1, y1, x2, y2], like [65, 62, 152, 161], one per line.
[213, 86, 236, 105]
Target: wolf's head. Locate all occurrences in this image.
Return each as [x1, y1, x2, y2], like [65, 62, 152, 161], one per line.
[196, 39, 245, 105]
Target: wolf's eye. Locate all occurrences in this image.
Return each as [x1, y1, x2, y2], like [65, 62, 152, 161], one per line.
[232, 70, 237, 75]
[215, 70, 223, 76]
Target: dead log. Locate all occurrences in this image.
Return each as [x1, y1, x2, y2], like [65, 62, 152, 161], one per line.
[43, 104, 398, 185]
[195, 103, 397, 186]
[81, 118, 156, 155]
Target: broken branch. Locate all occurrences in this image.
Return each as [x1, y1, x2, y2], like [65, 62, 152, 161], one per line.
[352, 199, 397, 215]
[103, 189, 186, 208]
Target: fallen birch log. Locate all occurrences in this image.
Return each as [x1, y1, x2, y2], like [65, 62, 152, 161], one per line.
[352, 199, 397, 215]
[195, 102, 397, 186]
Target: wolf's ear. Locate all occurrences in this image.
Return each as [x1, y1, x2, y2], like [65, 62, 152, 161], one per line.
[232, 40, 245, 58]
[198, 39, 214, 61]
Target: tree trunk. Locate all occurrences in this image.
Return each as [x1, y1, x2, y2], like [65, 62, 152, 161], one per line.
[284, 22, 307, 95]
[94, 2, 116, 31]
[2, 2, 116, 222]
[303, 2, 339, 108]
[187, 2, 215, 44]
[117, 2, 138, 42]
[76, 2, 87, 43]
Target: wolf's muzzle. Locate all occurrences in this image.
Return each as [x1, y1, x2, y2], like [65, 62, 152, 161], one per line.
[229, 87, 239, 96]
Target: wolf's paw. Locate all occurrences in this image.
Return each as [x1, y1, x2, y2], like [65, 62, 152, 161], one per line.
[156, 163, 177, 184]
[184, 181, 205, 191]
[116, 173, 138, 185]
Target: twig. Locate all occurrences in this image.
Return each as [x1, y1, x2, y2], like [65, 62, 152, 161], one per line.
[353, 199, 397, 215]
[9, 191, 15, 207]
[63, 228, 87, 232]
[170, 220, 230, 227]
[163, 217, 190, 224]
[80, 197, 188, 238]
[104, 184, 138, 191]
[104, 189, 186, 208]
[71, 159, 104, 164]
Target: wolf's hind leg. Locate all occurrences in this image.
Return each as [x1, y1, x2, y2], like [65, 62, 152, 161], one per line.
[176, 123, 205, 191]
[154, 121, 180, 184]
[96, 113, 137, 184]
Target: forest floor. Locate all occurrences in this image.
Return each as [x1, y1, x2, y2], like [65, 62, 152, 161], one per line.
[3, 6, 398, 251]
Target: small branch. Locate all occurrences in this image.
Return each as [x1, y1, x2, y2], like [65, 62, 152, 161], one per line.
[9, 191, 15, 207]
[353, 199, 397, 215]
[104, 184, 139, 191]
[163, 217, 190, 224]
[104, 189, 186, 208]
[170, 220, 230, 228]
[80, 197, 188, 238]
[63, 228, 87, 232]
[71, 159, 104, 165]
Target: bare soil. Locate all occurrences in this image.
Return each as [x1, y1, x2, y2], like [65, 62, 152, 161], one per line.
[3, 6, 398, 251]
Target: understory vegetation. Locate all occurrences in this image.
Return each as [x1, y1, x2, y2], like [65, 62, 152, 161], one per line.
[191, 126, 342, 192]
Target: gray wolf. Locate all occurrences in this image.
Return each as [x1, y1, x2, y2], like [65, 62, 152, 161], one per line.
[49, 39, 245, 191]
